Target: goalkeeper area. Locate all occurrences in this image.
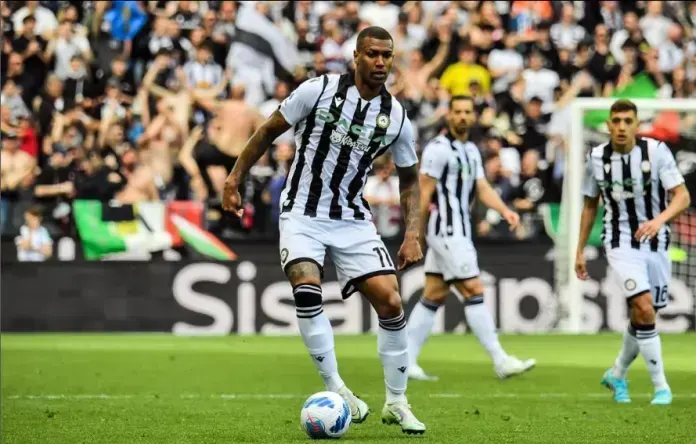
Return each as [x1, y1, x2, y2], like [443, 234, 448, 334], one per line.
[3, 334, 696, 444]
[554, 98, 696, 333]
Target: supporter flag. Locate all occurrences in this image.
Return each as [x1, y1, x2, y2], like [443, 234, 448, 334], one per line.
[229, 3, 300, 81]
[73, 200, 236, 261]
[583, 73, 659, 129]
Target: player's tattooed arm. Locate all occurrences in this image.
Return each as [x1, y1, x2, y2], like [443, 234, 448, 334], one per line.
[396, 164, 421, 238]
[418, 174, 438, 247]
[226, 110, 292, 186]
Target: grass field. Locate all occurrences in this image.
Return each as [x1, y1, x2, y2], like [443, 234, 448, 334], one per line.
[2, 334, 696, 444]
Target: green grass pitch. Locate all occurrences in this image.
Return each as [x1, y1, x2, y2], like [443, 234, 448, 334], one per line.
[2, 334, 695, 443]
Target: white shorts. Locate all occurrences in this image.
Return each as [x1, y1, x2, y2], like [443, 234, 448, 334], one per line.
[606, 248, 671, 309]
[278, 213, 396, 299]
[423, 235, 480, 283]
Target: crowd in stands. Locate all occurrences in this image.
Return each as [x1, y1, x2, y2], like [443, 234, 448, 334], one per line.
[1, 0, 695, 242]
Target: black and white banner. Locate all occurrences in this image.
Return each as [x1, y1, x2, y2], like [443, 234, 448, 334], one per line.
[2, 244, 694, 333]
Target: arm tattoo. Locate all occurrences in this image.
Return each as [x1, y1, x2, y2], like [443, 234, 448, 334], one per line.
[397, 165, 421, 235]
[286, 261, 322, 285]
[228, 111, 291, 185]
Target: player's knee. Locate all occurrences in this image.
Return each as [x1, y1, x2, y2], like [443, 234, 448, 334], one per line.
[630, 292, 656, 324]
[374, 288, 403, 319]
[422, 289, 448, 306]
[462, 277, 484, 296]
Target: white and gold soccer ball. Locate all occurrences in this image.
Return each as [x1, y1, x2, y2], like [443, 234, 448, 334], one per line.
[300, 391, 351, 439]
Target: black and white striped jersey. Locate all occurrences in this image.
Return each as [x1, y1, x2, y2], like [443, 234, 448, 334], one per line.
[182, 61, 224, 89]
[420, 132, 484, 238]
[278, 73, 416, 221]
[583, 137, 685, 252]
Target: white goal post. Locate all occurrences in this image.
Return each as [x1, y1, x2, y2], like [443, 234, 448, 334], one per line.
[559, 98, 696, 333]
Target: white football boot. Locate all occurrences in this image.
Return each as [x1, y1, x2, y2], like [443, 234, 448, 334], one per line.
[495, 356, 536, 379]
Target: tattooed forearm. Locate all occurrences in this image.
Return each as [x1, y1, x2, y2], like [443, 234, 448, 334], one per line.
[227, 111, 290, 185]
[397, 165, 421, 237]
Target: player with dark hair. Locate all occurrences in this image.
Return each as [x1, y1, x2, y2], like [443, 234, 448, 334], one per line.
[223, 26, 426, 434]
[406, 95, 536, 381]
[576, 99, 691, 405]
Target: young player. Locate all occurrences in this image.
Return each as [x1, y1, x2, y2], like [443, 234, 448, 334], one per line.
[576, 99, 691, 405]
[222, 27, 426, 434]
[406, 96, 536, 381]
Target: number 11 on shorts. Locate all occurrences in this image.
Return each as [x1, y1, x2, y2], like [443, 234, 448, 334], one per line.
[373, 247, 393, 268]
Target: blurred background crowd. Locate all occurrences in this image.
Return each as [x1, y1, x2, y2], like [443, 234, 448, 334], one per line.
[2, 0, 695, 244]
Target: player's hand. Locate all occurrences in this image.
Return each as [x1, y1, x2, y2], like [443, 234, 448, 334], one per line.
[575, 255, 589, 280]
[502, 209, 520, 231]
[397, 235, 423, 271]
[635, 219, 663, 243]
[222, 179, 244, 218]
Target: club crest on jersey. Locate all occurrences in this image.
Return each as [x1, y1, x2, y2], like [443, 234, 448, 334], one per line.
[624, 279, 637, 291]
[641, 160, 651, 173]
[377, 113, 390, 129]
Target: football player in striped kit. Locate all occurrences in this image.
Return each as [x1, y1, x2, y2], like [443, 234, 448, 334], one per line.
[406, 96, 536, 381]
[576, 99, 691, 405]
[223, 27, 426, 434]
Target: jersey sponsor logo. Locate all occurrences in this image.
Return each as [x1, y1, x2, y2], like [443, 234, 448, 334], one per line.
[597, 178, 657, 200]
[315, 109, 389, 145]
[330, 130, 370, 152]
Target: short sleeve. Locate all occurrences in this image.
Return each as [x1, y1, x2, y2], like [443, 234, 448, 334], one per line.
[582, 153, 599, 197]
[389, 115, 418, 168]
[656, 142, 685, 191]
[419, 141, 448, 178]
[278, 76, 325, 126]
[472, 148, 485, 180]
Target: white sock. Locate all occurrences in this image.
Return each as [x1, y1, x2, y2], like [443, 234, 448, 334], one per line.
[378, 311, 408, 404]
[611, 323, 639, 379]
[294, 284, 345, 392]
[406, 297, 440, 367]
[635, 324, 669, 392]
[463, 295, 508, 367]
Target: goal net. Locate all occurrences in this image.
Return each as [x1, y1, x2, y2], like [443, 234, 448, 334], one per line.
[554, 98, 696, 333]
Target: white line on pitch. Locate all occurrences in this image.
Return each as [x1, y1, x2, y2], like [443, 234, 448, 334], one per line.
[5, 393, 696, 400]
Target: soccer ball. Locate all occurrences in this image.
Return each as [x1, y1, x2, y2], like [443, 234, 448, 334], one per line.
[300, 391, 351, 439]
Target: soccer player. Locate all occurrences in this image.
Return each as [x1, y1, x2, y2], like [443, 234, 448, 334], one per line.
[406, 96, 536, 381]
[222, 27, 426, 434]
[576, 99, 691, 405]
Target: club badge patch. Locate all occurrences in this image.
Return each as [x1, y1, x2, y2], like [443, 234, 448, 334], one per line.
[641, 160, 651, 173]
[280, 248, 289, 265]
[376, 113, 390, 129]
[625, 279, 637, 291]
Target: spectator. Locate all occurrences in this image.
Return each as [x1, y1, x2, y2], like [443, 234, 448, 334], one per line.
[640, 0, 673, 47]
[1, 133, 36, 234]
[47, 18, 92, 80]
[550, 3, 586, 50]
[11, 1, 58, 38]
[476, 151, 513, 239]
[522, 50, 559, 109]
[11, 15, 49, 90]
[440, 43, 491, 96]
[360, 1, 400, 31]
[364, 155, 401, 239]
[487, 33, 524, 99]
[15, 205, 53, 262]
